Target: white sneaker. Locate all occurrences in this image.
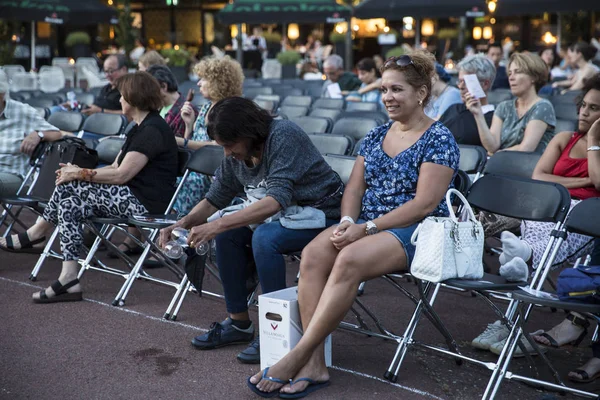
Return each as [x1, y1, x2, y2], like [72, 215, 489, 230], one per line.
[471, 320, 510, 350]
[489, 335, 546, 358]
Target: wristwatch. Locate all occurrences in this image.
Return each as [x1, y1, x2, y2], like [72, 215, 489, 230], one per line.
[37, 131, 45, 141]
[365, 220, 378, 235]
[587, 145, 600, 152]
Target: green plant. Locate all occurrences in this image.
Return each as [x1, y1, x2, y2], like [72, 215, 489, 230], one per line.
[65, 31, 91, 47]
[0, 20, 16, 65]
[329, 31, 346, 43]
[438, 28, 459, 40]
[276, 51, 301, 65]
[385, 46, 408, 59]
[263, 31, 282, 44]
[160, 48, 190, 67]
[114, 0, 136, 60]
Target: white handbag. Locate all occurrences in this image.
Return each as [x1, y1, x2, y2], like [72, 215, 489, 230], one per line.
[410, 188, 484, 283]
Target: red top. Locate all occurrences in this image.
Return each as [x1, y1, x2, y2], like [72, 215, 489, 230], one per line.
[553, 131, 600, 200]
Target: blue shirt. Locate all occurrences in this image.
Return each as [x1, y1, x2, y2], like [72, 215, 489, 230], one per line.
[426, 86, 462, 119]
[358, 121, 460, 221]
[492, 65, 510, 90]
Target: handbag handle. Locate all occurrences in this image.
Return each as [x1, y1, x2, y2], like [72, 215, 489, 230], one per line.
[445, 188, 476, 223]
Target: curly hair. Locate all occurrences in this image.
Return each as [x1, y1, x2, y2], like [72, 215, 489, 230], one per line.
[193, 56, 244, 101]
[380, 49, 436, 107]
[577, 72, 600, 110]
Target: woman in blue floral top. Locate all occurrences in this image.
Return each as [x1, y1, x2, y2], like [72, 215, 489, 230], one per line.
[248, 50, 460, 397]
[174, 56, 244, 216]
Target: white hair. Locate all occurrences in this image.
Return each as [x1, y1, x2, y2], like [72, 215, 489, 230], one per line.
[0, 78, 9, 95]
[457, 54, 496, 86]
[323, 54, 344, 70]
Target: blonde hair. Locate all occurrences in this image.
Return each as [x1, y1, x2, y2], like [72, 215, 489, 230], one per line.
[508, 52, 549, 92]
[380, 49, 436, 106]
[193, 56, 244, 101]
[138, 50, 167, 70]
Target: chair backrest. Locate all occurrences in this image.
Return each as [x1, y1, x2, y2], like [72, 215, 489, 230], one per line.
[81, 113, 127, 136]
[255, 94, 281, 107]
[25, 96, 55, 108]
[95, 137, 125, 164]
[290, 116, 330, 134]
[281, 95, 312, 108]
[52, 57, 71, 67]
[555, 119, 577, 134]
[2, 65, 26, 80]
[274, 87, 303, 98]
[11, 72, 38, 92]
[308, 134, 354, 156]
[331, 117, 379, 141]
[313, 98, 344, 110]
[38, 68, 66, 93]
[323, 154, 356, 184]
[467, 174, 571, 223]
[279, 105, 309, 118]
[352, 137, 364, 156]
[254, 99, 275, 113]
[33, 107, 49, 119]
[564, 197, 600, 237]
[186, 145, 224, 176]
[453, 169, 471, 196]
[309, 108, 341, 122]
[458, 144, 487, 174]
[551, 97, 579, 121]
[48, 111, 85, 132]
[483, 151, 541, 179]
[345, 102, 379, 112]
[177, 148, 191, 176]
[243, 86, 273, 99]
[486, 89, 513, 105]
[76, 92, 95, 107]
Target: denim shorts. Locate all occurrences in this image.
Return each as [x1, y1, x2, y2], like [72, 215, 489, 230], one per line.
[358, 219, 420, 267]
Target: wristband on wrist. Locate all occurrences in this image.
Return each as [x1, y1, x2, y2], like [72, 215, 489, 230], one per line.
[78, 168, 97, 182]
[587, 146, 600, 152]
[183, 138, 189, 148]
[340, 216, 355, 225]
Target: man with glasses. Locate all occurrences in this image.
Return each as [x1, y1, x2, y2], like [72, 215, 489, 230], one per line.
[320, 55, 361, 98]
[81, 54, 128, 116]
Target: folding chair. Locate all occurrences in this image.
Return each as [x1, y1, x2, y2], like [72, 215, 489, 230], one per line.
[337, 110, 389, 125]
[289, 115, 331, 134]
[243, 86, 273, 99]
[79, 113, 127, 148]
[345, 102, 379, 112]
[281, 95, 313, 108]
[458, 144, 488, 179]
[484, 197, 600, 399]
[47, 111, 84, 132]
[309, 108, 341, 123]
[279, 105, 309, 118]
[312, 98, 344, 110]
[307, 133, 354, 155]
[253, 99, 275, 113]
[383, 174, 571, 389]
[483, 151, 541, 179]
[331, 117, 379, 141]
[322, 154, 356, 184]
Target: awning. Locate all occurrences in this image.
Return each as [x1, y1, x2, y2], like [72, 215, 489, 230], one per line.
[0, 0, 118, 25]
[218, 0, 351, 24]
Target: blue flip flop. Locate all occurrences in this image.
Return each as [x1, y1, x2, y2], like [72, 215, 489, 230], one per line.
[278, 378, 330, 399]
[246, 367, 291, 398]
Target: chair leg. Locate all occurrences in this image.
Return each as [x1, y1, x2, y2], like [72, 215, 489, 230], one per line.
[78, 224, 112, 280]
[112, 244, 151, 306]
[170, 280, 192, 321]
[29, 227, 60, 281]
[165, 274, 189, 320]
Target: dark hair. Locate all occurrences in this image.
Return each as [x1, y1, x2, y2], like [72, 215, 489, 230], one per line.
[434, 63, 452, 83]
[487, 42, 502, 52]
[538, 47, 559, 68]
[573, 41, 599, 62]
[115, 71, 163, 111]
[380, 49, 436, 106]
[107, 54, 128, 70]
[146, 64, 178, 92]
[577, 73, 600, 110]
[356, 57, 381, 78]
[206, 97, 273, 147]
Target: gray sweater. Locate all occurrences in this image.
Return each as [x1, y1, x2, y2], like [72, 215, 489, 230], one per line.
[206, 119, 344, 219]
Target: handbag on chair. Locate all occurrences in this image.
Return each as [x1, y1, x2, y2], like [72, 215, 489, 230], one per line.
[410, 188, 485, 283]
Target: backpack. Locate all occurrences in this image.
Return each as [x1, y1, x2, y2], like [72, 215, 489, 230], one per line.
[556, 265, 600, 303]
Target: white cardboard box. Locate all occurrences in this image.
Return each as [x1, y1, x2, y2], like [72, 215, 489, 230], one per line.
[259, 286, 332, 370]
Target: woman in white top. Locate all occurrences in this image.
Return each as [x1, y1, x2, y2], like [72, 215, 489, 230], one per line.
[553, 42, 599, 94]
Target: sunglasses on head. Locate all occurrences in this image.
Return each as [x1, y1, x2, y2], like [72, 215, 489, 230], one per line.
[384, 55, 415, 69]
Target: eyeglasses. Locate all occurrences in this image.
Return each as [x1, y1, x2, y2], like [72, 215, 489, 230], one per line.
[384, 55, 415, 69]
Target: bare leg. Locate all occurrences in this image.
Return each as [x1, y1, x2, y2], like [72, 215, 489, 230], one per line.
[252, 231, 407, 394]
[31, 260, 82, 300]
[0, 219, 54, 249]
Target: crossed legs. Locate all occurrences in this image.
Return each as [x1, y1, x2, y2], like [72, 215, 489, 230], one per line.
[250, 226, 408, 395]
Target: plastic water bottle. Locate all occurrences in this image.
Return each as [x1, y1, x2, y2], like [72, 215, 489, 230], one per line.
[67, 91, 78, 110]
[164, 227, 209, 259]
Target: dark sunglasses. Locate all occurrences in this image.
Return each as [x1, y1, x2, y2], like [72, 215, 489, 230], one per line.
[384, 55, 415, 69]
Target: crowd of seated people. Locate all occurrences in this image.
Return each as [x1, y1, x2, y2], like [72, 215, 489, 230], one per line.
[4, 41, 600, 399]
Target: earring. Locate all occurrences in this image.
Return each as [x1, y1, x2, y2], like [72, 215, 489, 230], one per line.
[418, 99, 423, 106]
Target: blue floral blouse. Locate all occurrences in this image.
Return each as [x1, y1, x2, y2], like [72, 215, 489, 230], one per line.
[358, 121, 460, 221]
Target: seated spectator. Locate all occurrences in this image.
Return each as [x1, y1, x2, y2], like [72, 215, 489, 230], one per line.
[465, 52, 556, 154]
[300, 62, 322, 80]
[247, 50, 459, 397]
[471, 73, 600, 356]
[0, 79, 63, 197]
[0, 72, 178, 303]
[439, 54, 496, 146]
[130, 38, 146, 64]
[426, 63, 462, 120]
[373, 54, 384, 70]
[539, 47, 559, 72]
[138, 50, 167, 72]
[553, 41, 600, 94]
[345, 58, 382, 105]
[159, 97, 344, 365]
[173, 55, 244, 216]
[147, 64, 198, 138]
[321, 55, 362, 98]
[488, 42, 510, 90]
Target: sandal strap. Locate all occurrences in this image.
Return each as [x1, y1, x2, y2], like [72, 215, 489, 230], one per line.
[50, 279, 80, 296]
[573, 369, 590, 381]
[567, 313, 590, 329]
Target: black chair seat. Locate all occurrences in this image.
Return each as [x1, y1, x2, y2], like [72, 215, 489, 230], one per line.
[1, 195, 48, 206]
[443, 273, 526, 290]
[127, 214, 178, 229]
[512, 290, 600, 314]
[90, 216, 129, 225]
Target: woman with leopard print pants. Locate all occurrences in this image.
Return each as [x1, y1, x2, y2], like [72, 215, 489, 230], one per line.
[0, 71, 178, 303]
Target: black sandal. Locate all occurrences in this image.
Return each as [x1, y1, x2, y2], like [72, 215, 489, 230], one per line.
[0, 232, 46, 254]
[107, 241, 142, 259]
[534, 313, 590, 348]
[33, 279, 83, 304]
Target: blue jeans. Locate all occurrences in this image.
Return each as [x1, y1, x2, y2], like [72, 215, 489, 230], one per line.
[215, 219, 337, 314]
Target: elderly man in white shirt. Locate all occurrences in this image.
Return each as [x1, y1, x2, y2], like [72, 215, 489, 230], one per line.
[0, 79, 62, 196]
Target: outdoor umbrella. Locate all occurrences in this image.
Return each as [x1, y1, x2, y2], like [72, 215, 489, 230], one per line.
[354, 0, 482, 19]
[0, 0, 118, 69]
[218, 0, 351, 24]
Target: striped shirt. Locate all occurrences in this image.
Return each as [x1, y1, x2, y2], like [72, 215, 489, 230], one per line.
[0, 99, 58, 178]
